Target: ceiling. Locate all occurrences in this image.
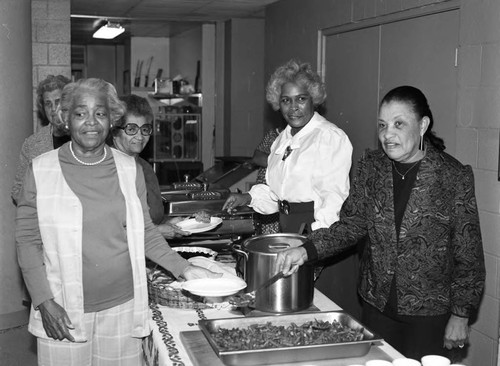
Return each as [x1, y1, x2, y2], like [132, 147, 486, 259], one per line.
[71, 0, 280, 45]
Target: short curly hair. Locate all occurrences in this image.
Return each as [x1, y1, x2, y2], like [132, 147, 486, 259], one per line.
[266, 59, 326, 111]
[59, 78, 126, 127]
[36, 75, 71, 124]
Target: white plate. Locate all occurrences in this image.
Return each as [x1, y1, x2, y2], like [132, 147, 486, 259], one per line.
[176, 217, 223, 234]
[181, 277, 247, 297]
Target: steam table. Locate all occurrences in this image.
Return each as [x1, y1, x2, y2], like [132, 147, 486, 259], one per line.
[143, 288, 404, 366]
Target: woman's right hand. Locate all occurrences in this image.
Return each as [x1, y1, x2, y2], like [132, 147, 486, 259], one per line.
[222, 193, 251, 214]
[38, 298, 75, 342]
[276, 247, 308, 276]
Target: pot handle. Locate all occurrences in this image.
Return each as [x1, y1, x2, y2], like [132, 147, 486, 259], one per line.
[231, 244, 248, 260]
[231, 243, 248, 279]
[268, 243, 290, 250]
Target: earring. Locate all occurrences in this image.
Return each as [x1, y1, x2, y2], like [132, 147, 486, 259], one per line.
[419, 135, 424, 151]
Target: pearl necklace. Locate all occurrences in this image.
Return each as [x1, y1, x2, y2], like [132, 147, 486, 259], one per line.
[69, 142, 107, 166]
[392, 160, 420, 180]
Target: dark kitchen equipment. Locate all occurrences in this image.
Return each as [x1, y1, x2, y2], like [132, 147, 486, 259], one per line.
[160, 160, 258, 251]
[233, 233, 314, 313]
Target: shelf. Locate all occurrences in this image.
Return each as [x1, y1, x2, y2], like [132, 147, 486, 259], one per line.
[149, 92, 202, 100]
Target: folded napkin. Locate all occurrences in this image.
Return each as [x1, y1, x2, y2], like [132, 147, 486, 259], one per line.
[187, 256, 242, 282]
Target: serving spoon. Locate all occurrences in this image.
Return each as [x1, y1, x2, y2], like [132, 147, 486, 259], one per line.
[229, 271, 285, 307]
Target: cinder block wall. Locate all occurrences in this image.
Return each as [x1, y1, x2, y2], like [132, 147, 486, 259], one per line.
[456, 1, 500, 365]
[31, 0, 71, 129]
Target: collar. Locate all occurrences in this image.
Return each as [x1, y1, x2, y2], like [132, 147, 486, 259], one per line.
[274, 112, 322, 154]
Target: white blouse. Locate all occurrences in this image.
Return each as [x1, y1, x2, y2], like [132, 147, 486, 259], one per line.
[249, 112, 352, 230]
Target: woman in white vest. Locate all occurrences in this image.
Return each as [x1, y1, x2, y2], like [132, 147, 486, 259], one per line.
[15, 78, 219, 366]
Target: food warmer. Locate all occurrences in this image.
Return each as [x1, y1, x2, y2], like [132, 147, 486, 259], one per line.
[161, 157, 258, 251]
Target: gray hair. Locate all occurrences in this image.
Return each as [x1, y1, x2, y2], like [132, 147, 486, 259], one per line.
[59, 78, 126, 125]
[266, 59, 326, 111]
[36, 75, 71, 124]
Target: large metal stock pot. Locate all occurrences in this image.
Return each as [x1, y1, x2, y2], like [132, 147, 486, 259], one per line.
[233, 233, 314, 313]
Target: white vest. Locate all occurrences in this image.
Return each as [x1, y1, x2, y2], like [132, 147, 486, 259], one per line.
[29, 147, 150, 341]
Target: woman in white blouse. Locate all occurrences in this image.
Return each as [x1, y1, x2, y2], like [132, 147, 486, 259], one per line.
[223, 59, 353, 235]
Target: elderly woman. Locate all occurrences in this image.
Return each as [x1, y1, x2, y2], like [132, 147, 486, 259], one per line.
[109, 94, 188, 239]
[11, 74, 71, 205]
[223, 59, 352, 235]
[15, 78, 218, 366]
[277, 86, 485, 361]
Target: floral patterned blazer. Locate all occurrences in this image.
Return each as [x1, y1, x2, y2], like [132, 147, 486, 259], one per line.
[308, 144, 485, 317]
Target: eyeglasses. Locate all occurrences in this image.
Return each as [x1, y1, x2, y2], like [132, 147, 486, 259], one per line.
[117, 123, 153, 136]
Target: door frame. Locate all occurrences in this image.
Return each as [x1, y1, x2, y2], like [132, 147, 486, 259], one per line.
[316, 0, 460, 80]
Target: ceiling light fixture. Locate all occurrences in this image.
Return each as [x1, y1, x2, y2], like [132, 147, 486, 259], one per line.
[93, 21, 125, 39]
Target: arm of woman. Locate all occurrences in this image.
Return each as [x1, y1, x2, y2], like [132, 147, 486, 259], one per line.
[16, 165, 75, 341]
[136, 163, 220, 280]
[310, 129, 353, 230]
[278, 152, 372, 274]
[15, 165, 54, 308]
[11, 139, 31, 205]
[448, 165, 485, 318]
[136, 164, 190, 278]
[251, 149, 269, 168]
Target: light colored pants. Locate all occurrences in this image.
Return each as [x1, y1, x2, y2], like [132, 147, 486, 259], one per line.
[38, 299, 145, 366]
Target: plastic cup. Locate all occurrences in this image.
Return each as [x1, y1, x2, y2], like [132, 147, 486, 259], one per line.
[421, 355, 451, 366]
[366, 361, 393, 366]
[393, 358, 422, 366]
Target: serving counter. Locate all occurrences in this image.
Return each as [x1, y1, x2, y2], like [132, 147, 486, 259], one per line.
[143, 289, 404, 366]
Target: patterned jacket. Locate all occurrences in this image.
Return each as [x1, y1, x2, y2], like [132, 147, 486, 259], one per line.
[309, 145, 485, 317]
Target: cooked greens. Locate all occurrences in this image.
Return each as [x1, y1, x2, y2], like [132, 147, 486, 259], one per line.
[210, 319, 364, 351]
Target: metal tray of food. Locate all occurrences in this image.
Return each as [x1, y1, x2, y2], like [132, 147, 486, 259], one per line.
[198, 311, 382, 366]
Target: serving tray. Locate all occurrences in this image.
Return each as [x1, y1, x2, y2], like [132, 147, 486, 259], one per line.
[197, 311, 383, 366]
[180, 330, 392, 366]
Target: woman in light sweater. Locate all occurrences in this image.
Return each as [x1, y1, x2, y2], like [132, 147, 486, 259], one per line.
[16, 78, 219, 366]
[11, 75, 71, 205]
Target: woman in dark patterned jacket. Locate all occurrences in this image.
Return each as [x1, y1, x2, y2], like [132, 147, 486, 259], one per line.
[277, 85, 485, 361]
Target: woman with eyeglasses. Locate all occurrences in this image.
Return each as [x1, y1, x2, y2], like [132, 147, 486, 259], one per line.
[109, 94, 190, 239]
[15, 79, 220, 366]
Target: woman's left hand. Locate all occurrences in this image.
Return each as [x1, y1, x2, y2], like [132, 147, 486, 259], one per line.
[158, 217, 190, 239]
[181, 265, 223, 281]
[443, 314, 469, 349]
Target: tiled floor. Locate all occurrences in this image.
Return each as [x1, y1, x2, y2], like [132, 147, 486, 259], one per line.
[0, 324, 37, 366]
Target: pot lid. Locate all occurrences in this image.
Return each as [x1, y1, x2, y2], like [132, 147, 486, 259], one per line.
[244, 233, 307, 254]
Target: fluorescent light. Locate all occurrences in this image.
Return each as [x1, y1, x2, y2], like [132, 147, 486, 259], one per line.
[93, 22, 125, 39]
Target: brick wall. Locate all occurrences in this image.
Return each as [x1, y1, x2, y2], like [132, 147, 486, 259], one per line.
[31, 0, 71, 130]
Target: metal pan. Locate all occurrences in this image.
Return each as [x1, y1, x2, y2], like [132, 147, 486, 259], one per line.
[198, 311, 382, 366]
